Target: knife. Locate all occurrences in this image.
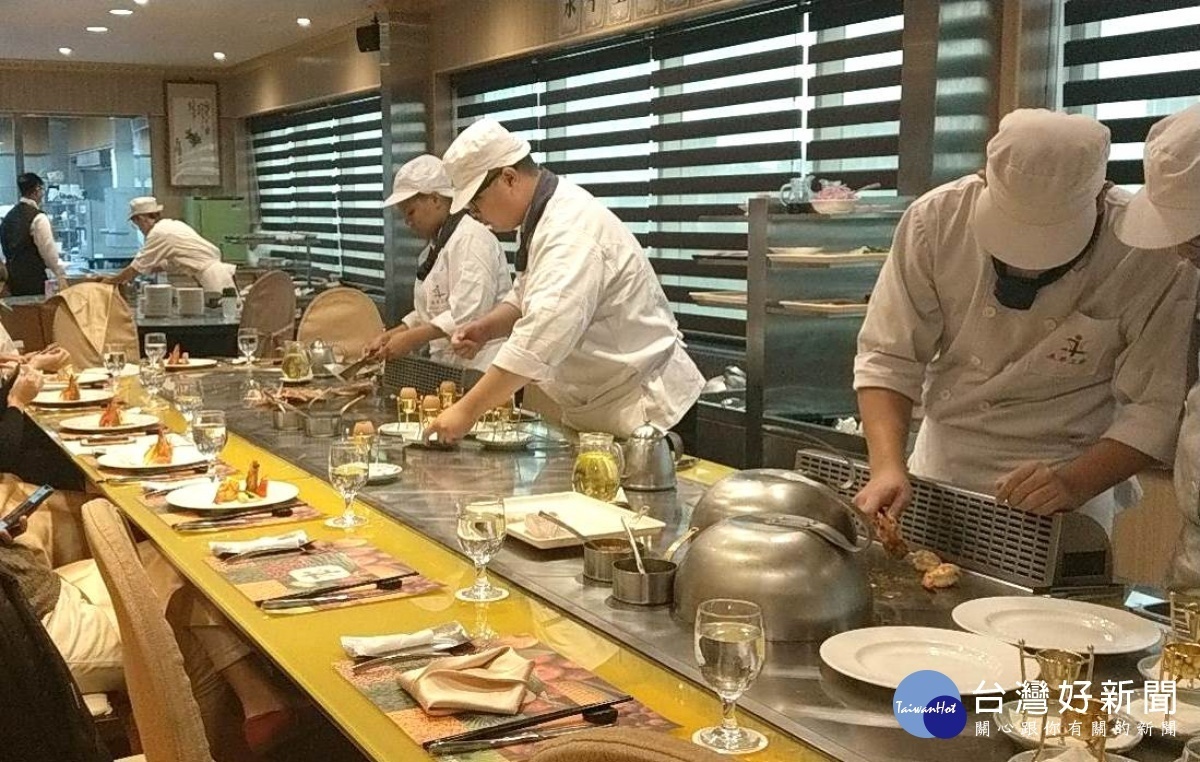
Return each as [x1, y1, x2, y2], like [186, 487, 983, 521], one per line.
[335, 355, 377, 381]
[257, 572, 414, 608]
[173, 505, 296, 531]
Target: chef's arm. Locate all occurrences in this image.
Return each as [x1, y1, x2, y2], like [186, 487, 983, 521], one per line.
[423, 366, 528, 443]
[465, 302, 522, 343]
[104, 264, 140, 286]
[383, 323, 444, 357]
[1057, 439, 1155, 504]
[857, 387, 912, 476]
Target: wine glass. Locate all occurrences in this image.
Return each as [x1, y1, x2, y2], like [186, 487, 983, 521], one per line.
[454, 495, 508, 602]
[237, 328, 259, 365]
[143, 332, 167, 364]
[327, 439, 370, 529]
[692, 598, 768, 754]
[192, 410, 227, 482]
[173, 376, 204, 429]
[138, 360, 165, 411]
[103, 343, 127, 392]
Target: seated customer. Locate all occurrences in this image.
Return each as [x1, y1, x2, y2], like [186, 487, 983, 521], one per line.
[1, 361, 86, 491]
[0, 480, 297, 757]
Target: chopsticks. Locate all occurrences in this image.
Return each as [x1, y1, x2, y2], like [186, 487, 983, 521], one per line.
[258, 572, 415, 606]
[421, 695, 632, 750]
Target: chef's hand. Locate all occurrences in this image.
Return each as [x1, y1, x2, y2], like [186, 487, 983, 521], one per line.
[361, 332, 390, 359]
[380, 329, 420, 360]
[450, 321, 488, 360]
[27, 346, 69, 373]
[422, 404, 476, 445]
[853, 467, 912, 519]
[995, 462, 1082, 516]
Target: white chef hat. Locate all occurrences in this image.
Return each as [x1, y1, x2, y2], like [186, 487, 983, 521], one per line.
[382, 154, 455, 208]
[972, 109, 1110, 270]
[1116, 104, 1200, 249]
[442, 118, 531, 214]
[128, 196, 164, 219]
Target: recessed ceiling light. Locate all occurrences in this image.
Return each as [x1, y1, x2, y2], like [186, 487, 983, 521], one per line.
[109, 8, 133, 16]
[213, 51, 227, 61]
[296, 17, 311, 27]
[86, 26, 109, 33]
[58, 47, 73, 56]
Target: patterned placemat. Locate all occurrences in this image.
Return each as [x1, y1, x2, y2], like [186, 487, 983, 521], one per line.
[204, 538, 442, 611]
[139, 474, 325, 530]
[335, 635, 677, 760]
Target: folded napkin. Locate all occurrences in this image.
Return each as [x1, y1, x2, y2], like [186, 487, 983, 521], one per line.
[341, 626, 443, 659]
[399, 646, 535, 716]
[209, 530, 309, 557]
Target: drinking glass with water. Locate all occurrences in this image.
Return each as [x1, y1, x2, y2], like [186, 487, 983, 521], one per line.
[693, 598, 768, 754]
[173, 376, 204, 429]
[327, 439, 370, 529]
[455, 495, 508, 602]
[192, 410, 227, 482]
[237, 328, 259, 365]
[103, 343, 127, 392]
[143, 332, 167, 364]
[139, 360, 165, 410]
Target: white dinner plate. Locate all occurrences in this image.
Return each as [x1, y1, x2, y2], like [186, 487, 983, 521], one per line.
[367, 463, 403, 484]
[998, 700, 1142, 752]
[164, 358, 219, 371]
[1123, 689, 1200, 740]
[81, 364, 139, 379]
[32, 389, 114, 407]
[475, 431, 533, 451]
[819, 626, 1031, 693]
[379, 422, 420, 439]
[59, 411, 160, 434]
[166, 480, 299, 512]
[96, 442, 206, 471]
[953, 597, 1164, 655]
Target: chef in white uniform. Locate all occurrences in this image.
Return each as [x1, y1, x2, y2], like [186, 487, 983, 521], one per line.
[363, 154, 511, 370]
[854, 109, 1197, 535]
[105, 197, 236, 293]
[422, 118, 705, 444]
[1112, 104, 1200, 585]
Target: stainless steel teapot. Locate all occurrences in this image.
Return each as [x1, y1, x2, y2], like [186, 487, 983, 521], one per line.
[621, 420, 683, 492]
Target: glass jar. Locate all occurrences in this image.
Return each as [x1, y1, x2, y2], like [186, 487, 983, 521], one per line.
[280, 340, 312, 380]
[572, 432, 625, 503]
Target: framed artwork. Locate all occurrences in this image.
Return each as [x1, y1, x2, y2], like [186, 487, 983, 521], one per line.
[164, 81, 221, 187]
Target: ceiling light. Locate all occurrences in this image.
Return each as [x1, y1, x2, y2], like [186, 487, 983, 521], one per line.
[213, 51, 227, 61]
[86, 26, 109, 33]
[58, 47, 73, 56]
[109, 8, 133, 15]
[297, 17, 311, 27]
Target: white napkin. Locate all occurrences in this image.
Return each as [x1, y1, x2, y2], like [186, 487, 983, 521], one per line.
[341, 626, 441, 658]
[209, 530, 309, 557]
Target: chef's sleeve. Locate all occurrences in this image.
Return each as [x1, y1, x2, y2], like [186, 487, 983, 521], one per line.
[429, 228, 507, 337]
[1104, 260, 1199, 463]
[130, 229, 170, 274]
[854, 204, 944, 403]
[491, 230, 604, 382]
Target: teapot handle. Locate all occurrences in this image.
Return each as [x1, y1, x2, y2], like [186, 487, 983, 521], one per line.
[665, 430, 684, 462]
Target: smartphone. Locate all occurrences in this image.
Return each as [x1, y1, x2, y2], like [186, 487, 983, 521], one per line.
[0, 485, 54, 536]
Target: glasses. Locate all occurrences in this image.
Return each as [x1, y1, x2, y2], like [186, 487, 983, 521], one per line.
[173, 376, 204, 429]
[454, 495, 508, 602]
[467, 168, 504, 217]
[237, 328, 259, 365]
[102, 343, 127, 392]
[138, 360, 165, 410]
[692, 598, 768, 755]
[143, 332, 167, 364]
[327, 439, 370, 529]
[192, 410, 227, 483]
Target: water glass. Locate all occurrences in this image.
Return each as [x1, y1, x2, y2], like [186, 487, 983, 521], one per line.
[455, 495, 508, 602]
[237, 328, 259, 365]
[138, 360, 165, 410]
[192, 410, 227, 482]
[693, 599, 768, 755]
[103, 343, 127, 391]
[173, 376, 204, 428]
[327, 439, 370, 529]
[143, 332, 167, 364]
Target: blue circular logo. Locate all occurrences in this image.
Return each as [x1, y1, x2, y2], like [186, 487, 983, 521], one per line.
[892, 670, 967, 739]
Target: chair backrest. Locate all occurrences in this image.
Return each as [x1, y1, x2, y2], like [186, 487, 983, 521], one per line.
[0, 571, 110, 762]
[81, 499, 214, 762]
[295, 287, 384, 360]
[49, 283, 138, 368]
[529, 728, 727, 762]
[238, 270, 295, 357]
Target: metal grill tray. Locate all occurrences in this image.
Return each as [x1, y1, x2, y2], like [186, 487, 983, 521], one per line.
[381, 356, 482, 396]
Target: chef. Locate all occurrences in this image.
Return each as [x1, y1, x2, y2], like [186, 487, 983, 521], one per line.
[362, 154, 511, 370]
[104, 196, 236, 292]
[853, 109, 1197, 534]
[1111, 104, 1200, 586]
[422, 118, 705, 445]
[0, 173, 69, 296]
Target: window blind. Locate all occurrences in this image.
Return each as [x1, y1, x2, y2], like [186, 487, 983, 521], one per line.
[1060, 0, 1200, 186]
[248, 93, 385, 290]
[450, 0, 904, 342]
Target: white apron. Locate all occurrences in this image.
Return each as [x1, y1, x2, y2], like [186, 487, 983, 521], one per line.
[193, 261, 236, 293]
[1168, 382, 1200, 588]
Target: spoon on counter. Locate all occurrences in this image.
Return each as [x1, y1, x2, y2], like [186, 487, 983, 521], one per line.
[622, 517, 646, 575]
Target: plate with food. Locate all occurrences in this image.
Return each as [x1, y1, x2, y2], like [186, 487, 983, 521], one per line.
[59, 401, 159, 433]
[505, 493, 665, 549]
[952, 597, 1163, 655]
[95, 430, 205, 471]
[32, 386, 114, 408]
[166, 463, 298, 512]
[366, 462, 403, 484]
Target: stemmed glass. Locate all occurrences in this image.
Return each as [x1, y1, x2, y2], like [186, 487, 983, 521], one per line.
[237, 328, 259, 366]
[692, 598, 768, 755]
[327, 439, 370, 529]
[173, 376, 204, 430]
[454, 495, 508, 602]
[192, 410, 227, 483]
[103, 343, 127, 392]
[138, 360, 165, 411]
[143, 332, 167, 364]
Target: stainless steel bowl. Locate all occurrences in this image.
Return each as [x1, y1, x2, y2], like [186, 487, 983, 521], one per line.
[304, 412, 340, 437]
[672, 512, 872, 642]
[689, 468, 857, 535]
[612, 558, 675, 606]
[271, 409, 302, 431]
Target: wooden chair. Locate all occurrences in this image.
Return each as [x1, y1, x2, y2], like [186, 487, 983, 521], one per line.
[295, 286, 384, 361]
[48, 283, 139, 368]
[238, 270, 295, 358]
[529, 728, 726, 762]
[81, 499, 215, 762]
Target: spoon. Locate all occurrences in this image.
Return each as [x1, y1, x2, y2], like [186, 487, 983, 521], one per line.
[535, 511, 590, 545]
[621, 517, 646, 575]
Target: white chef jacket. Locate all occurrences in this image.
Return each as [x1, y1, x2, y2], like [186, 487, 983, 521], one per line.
[400, 214, 511, 371]
[21, 198, 68, 283]
[855, 175, 1198, 533]
[492, 178, 705, 438]
[1169, 379, 1200, 587]
[131, 218, 235, 292]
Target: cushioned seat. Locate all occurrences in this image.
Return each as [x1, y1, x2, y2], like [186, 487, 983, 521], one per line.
[238, 270, 295, 357]
[296, 286, 384, 361]
[48, 283, 139, 368]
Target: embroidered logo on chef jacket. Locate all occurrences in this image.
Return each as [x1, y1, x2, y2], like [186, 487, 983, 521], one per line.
[1045, 334, 1088, 366]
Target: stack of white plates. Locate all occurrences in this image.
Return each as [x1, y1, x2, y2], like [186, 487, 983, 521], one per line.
[176, 287, 204, 316]
[143, 284, 173, 317]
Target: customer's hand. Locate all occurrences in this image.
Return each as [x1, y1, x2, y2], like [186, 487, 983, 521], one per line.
[422, 405, 476, 445]
[853, 467, 912, 520]
[995, 462, 1081, 516]
[7, 365, 43, 410]
[450, 321, 488, 360]
[0, 517, 27, 543]
[27, 346, 70, 373]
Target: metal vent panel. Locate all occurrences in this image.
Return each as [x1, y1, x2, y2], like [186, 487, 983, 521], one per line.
[382, 357, 469, 397]
[795, 449, 1057, 589]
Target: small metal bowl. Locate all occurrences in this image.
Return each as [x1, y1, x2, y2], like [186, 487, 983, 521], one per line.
[583, 539, 633, 584]
[304, 412, 341, 437]
[611, 558, 675, 606]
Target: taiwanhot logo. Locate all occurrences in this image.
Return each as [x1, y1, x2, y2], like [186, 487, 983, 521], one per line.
[893, 670, 967, 739]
